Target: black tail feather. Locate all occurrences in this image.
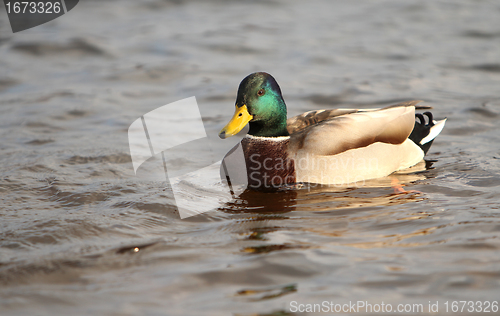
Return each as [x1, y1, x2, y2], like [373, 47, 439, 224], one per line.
[409, 112, 435, 154]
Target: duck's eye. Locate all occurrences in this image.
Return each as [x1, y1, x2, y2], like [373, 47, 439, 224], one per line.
[257, 89, 265, 96]
[238, 113, 242, 117]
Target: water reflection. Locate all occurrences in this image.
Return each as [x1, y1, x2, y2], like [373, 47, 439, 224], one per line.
[221, 189, 298, 214]
[234, 283, 297, 302]
[216, 162, 434, 257]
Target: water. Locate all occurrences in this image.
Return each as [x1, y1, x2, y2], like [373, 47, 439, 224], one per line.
[1, 0, 500, 315]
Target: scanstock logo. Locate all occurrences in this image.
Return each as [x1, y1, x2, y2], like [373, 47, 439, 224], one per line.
[3, 0, 79, 33]
[128, 97, 247, 219]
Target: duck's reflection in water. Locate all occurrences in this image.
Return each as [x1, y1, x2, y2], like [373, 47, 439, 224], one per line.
[216, 160, 436, 255]
[222, 189, 298, 214]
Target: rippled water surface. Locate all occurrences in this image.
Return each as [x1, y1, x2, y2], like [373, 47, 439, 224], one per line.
[1, 0, 500, 315]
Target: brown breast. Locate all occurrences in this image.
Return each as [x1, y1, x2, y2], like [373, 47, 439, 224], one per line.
[241, 136, 296, 191]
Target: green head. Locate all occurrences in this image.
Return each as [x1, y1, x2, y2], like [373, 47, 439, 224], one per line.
[219, 72, 289, 139]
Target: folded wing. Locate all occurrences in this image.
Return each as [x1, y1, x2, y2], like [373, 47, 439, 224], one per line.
[288, 101, 420, 156]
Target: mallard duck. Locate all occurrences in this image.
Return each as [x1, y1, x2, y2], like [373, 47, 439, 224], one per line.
[219, 72, 446, 191]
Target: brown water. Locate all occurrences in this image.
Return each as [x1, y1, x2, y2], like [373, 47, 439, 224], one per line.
[1, 0, 500, 315]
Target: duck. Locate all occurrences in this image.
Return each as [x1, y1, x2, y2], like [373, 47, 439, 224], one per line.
[218, 72, 446, 191]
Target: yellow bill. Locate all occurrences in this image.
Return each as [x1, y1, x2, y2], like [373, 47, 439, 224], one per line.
[219, 104, 253, 139]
